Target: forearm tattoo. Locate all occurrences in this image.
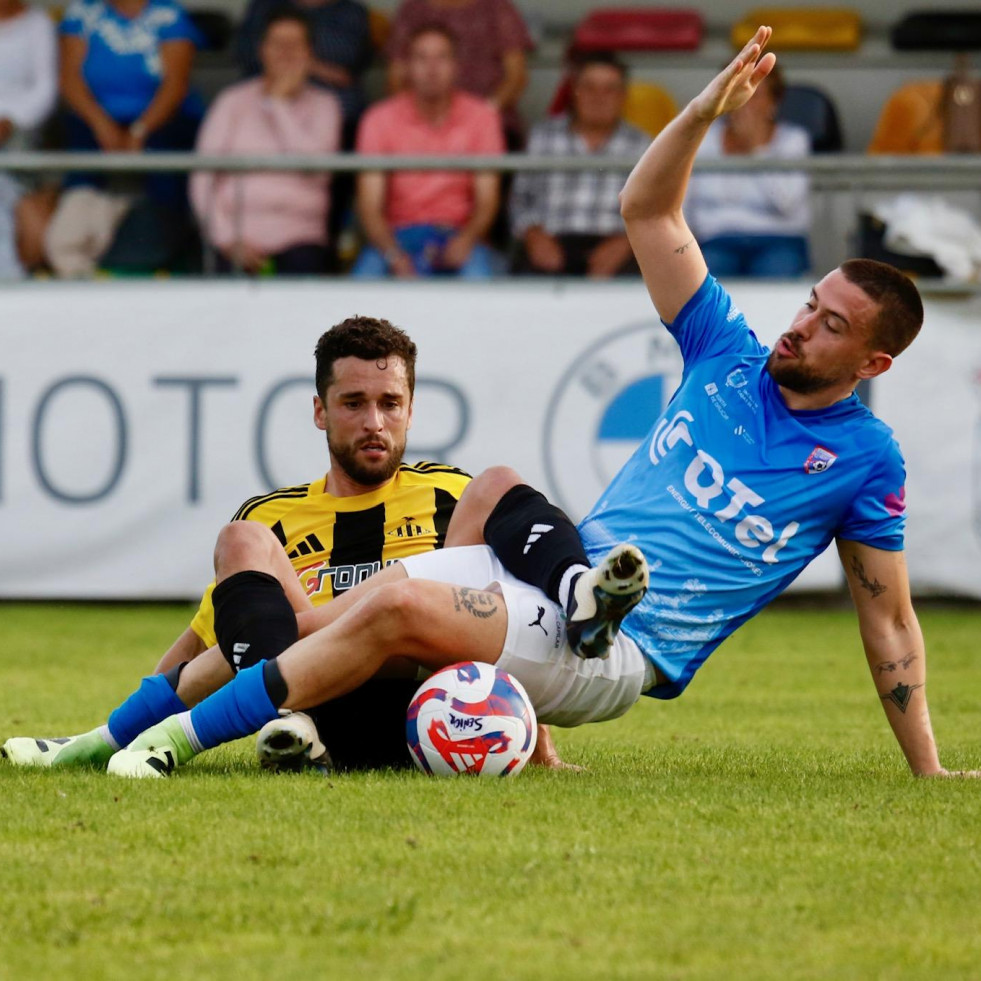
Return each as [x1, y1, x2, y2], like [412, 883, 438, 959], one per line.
[451, 587, 499, 620]
[875, 652, 918, 675]
[880, 682, 923, 713]
[674, 238, 695, 254]
[851, 556, 887, 598]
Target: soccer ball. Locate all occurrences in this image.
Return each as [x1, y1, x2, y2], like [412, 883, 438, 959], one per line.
[406, 661, 538, 777]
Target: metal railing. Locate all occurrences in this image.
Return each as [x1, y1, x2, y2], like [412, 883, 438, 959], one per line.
[2, 151, 980, 190]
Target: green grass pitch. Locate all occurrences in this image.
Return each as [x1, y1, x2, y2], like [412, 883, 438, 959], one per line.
[1, 600, 980, 980]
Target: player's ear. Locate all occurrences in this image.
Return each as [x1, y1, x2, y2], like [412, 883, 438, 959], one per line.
[313, 395, 328, 431]
[856, 351, 893, 381]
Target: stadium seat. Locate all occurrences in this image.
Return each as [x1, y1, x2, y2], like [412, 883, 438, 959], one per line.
[570, 8, 704, 53]
[891, 11, 981, 51]
[731, 8, 862, 51]
[866, 81, 944, 154]
[622, 82, 678, 137]
[189, 10, 233, 52]
[548, 78, 677, 137]
[778, 84, 843, 153]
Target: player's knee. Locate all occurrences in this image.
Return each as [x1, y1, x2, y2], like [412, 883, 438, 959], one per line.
[361, 580, 431, 646]
[446, 466, 524, 546]
[213, 522, 280, 577]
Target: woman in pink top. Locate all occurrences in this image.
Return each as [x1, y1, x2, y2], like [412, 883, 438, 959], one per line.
[191, 9, 341, 275]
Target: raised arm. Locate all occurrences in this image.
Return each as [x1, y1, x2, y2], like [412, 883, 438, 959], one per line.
[837, 539, 978, 778]
[619, 25, 775, 322]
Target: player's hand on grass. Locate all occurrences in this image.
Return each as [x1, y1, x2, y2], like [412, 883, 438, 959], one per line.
[930, 769, 981, 779]
[690, 25, 776, 124]
[529, 725, 585, 771]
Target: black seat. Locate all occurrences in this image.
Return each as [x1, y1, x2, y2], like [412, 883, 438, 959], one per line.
[778, 84, 843, 153]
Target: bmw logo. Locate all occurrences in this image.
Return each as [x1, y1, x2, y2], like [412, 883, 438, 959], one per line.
[543, 322, 683, 519]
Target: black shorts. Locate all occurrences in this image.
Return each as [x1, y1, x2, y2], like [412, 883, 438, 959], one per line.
[307, 678, 419, 770]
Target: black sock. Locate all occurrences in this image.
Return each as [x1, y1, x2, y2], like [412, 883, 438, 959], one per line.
[213, 570, 298, 673]
[483, 484, 589, 603]
[262, 658, 289, 707]
[162, 661, 187, 691]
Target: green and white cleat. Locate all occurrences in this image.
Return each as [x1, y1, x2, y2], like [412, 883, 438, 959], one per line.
[255, 710, 332, 775]
[1, 729, 115, 769]
[107, 717, 195, 779]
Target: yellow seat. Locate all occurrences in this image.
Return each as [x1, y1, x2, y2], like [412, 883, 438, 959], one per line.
[732, 8, 862, 51]
[867, 81, 944, 154]
[622, 82, 678, 138]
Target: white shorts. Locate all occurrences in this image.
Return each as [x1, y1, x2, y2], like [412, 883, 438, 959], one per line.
[399, 546, 654, 728]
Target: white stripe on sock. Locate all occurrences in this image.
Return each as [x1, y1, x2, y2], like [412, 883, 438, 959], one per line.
[179, 711, 205, 754]
[98, 724, 121, 752]
[558, 564, 590, 610]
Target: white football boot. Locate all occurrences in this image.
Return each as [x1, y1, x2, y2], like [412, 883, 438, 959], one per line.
[255, 710, 332, 775]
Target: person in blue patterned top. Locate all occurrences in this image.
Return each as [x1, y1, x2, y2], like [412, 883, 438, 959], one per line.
[59, 0, 203, 203]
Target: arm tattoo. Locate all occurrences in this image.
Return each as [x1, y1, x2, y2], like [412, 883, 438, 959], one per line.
[674, 238, 695, 255]
[452, 587, 499, 620]
[850, 556, 887, 598]
[881, 682, 923, 714]
[874, 652, 918, 675]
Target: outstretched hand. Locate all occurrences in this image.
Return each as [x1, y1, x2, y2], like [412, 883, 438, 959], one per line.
[690, 25, 776, 123]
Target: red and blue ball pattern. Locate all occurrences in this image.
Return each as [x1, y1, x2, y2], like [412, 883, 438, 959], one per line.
[406, 662, 538, 777]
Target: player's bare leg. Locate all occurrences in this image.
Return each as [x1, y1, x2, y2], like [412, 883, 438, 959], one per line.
[107, 579, 511, 777]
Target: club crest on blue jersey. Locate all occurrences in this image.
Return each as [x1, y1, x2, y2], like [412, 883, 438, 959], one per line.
[804, 446, 837, 474]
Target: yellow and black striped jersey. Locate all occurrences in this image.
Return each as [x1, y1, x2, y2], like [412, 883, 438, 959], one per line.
[190, 462, 471, 647]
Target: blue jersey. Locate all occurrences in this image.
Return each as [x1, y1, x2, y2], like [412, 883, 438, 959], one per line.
[578, 276, 907, 699]
[61, 0, 203, 122]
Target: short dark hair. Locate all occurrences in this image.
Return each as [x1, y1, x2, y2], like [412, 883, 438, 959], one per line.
[407, 22, 458, 53]
[839, 258, 923, 356]
[762, 62, 786, 105]
[262, 6, 313, 45]
[570, 50, 628, 83]
[314, 316, 418, 401]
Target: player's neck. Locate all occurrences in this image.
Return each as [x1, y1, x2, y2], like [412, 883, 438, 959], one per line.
[325, 469, 395, 498]
[777, 381, 856, 412]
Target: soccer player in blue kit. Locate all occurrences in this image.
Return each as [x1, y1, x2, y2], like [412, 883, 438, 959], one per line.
[108, 27, 979, 779]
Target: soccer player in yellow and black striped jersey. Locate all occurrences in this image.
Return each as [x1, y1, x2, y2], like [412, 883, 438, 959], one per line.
[188, 462, 470, 651]
[2, 316, 486, 773]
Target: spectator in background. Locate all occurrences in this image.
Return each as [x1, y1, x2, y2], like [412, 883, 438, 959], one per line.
[58, 0, 204, 204]
[353, 24, 503, 279]
[387, 0, 532, 145]
[511, 52, 648, 278]
[235, 0, 372, 148]
[684, 64, 810, 277]
[191, 10, 341, 275]
[0, 0, 57, 149]
[0, 0, 58, 279]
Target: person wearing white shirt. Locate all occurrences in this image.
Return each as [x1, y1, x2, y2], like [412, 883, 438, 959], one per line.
[0, 0, 57, 149]
[684, 64, 811, 277]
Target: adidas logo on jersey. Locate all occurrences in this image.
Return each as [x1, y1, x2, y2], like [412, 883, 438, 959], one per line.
[522, 523, 554, 554]
[287, 533, 326, 560]
[232, 642, 250, 671]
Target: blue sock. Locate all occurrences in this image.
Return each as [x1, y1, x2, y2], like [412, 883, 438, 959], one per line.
[106, 674, 188, 748]
[188, 662, 279, 750]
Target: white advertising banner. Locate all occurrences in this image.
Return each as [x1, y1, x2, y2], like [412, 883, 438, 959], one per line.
[1, 279, 978, 598]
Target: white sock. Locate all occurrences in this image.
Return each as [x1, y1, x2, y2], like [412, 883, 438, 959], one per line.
[558, 564, 590, 609]
[97, 724, 121, 752]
